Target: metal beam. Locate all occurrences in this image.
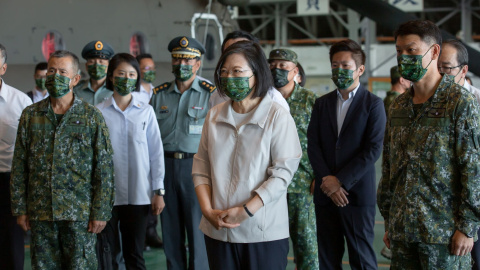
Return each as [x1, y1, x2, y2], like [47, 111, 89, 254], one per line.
[435, 9, 459, 27]
[285, 18, 328, 46]
[461, 0, 473, 42]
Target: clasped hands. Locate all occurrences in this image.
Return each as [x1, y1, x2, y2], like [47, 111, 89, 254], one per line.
[321, 175, 349, 207]
[204, 206, 249, 230]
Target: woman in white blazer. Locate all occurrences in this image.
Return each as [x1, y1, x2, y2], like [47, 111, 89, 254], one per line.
[192, 41, 302, 270]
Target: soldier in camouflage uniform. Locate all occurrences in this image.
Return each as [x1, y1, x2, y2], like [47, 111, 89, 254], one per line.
[383, 66, 410, 117]
[378, 20, 480, 269]
[10, 50, 115, 270]
[268, 48, 319, 270]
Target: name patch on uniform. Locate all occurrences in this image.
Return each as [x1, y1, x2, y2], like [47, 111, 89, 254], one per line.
[67, 118, 86, 126]
[427, 108, 445, 118]
[159, 110, 169, 114]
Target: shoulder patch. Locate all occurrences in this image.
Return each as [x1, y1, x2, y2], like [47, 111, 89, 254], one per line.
[153, 82, 172, 95]
[199, 80, 216, 93]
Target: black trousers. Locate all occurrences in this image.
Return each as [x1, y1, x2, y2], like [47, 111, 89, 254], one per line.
[0, 172, 24, 270]
[105, 204, 150, 270]
[160, 157, 208, 270]
[315, 203, 377, 270]
[204, 235, 289, 270]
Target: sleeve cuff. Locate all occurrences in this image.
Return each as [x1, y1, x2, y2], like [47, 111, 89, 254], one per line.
[192, 174, 211, 188]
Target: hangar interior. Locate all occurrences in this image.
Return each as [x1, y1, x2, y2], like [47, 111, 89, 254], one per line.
[2, 0, 479, 269]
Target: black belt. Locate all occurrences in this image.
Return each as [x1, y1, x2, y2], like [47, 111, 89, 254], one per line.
[164, 152, 195, 159]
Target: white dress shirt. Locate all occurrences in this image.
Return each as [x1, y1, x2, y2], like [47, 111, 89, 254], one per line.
[336, 83, 360, 136]
[132, 83, 153, 105]
[96, 95, 165, 205]
[209, 87, 290, 112]
[193, 94, 301, 243]
[0, 79, 32, 172]
[463, 81, 480, 104]
[31, 88, 49, 103]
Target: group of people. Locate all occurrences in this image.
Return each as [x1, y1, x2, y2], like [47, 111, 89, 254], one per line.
[1, 18, 480, 270]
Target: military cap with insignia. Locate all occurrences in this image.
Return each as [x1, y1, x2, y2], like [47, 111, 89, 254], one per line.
[168, 36, 206, 59]
[81, 40, 115, 60]
[268, 48, 298, 65]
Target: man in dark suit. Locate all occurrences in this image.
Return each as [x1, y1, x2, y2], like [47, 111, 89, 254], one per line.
[307, 39, 386, 270]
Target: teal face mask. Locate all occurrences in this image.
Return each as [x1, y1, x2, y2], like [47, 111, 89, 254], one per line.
[142, 70, 156, 83]
[271, 68, 291, 88]
[397, 46, 433, 82]
[45, 73, 71, 98]
[172, 65, 194, 81]
[220, 75, 254, 102]
[331, 68, 355, 90]
[87, 64, 108, 80]
[113, 77, 137, 96]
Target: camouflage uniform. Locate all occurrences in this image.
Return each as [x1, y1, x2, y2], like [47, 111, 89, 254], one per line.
[10, 95, 115, 270]
[378, 75, 480, 267]
[383, 90, 401, 117]
[286, 82, 319, 270]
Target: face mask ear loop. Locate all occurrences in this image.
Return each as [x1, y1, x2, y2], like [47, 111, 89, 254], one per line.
[422, 46, 434, 70]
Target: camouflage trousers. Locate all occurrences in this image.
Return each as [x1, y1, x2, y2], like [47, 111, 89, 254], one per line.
[30, 220, 97, 270]
[287, 193, 319, 270]
[390, 240, 472, 270]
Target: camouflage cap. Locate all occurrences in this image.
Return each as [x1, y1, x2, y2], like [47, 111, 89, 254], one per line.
[168, 36, 206, 59]
[268, 48, 298, 65]
[81, 40, 115, 60]
[390, 65, 401, 82]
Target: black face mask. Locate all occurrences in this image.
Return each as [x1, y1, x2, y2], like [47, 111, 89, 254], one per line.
[271, 68, 291, 88]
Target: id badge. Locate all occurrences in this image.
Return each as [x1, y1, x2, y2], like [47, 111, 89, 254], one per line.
[189, 118, 203, 134]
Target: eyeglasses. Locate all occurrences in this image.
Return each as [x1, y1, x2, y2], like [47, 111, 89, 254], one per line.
[217, 69, 254, 78]
[438, 64, 463, 74]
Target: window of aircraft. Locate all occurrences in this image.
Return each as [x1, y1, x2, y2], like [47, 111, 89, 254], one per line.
[130, 32, 149, 57]
[42, 31, 65, 61]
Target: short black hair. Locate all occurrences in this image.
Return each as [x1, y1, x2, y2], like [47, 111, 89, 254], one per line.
[221, 30, 259, 52]
[394, 20, 442, 47]
[0, 43, 7, 64]
[297, 62, 306, 87]
[35, 62, 48, 72]
[136, 53, 153, 63]
[443, 39, 468, 66]
[49, 50, 80, 74]
[106, 53, 141, 92]
[329, 39, 366, 68]
[215, 40, 272, 99]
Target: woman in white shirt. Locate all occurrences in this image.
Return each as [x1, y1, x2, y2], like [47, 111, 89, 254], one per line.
[193, 41, 302, 270]
[96, 53, 165, 270]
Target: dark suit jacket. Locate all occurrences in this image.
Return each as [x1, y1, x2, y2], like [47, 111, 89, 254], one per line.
[307, 84, 386, 206]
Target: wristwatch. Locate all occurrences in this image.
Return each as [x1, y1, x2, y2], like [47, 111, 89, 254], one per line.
[154, 189, 165, 196]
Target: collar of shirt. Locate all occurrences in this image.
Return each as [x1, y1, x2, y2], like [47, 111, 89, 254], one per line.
[104, 95, 143, 112]
[173, 76, 201, 94]
[140, 83, 154, 95]
[33, 88, 49, 99]
[87, 80, 107, 92]
[464, 80, 472, 92]
[216, 93, 273, 129]
[336, 83, 360, 102]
